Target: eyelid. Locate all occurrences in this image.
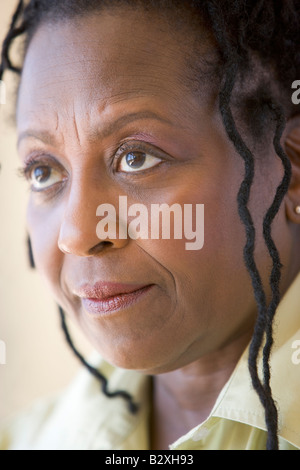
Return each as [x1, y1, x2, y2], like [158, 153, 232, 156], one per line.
[21, 154, 67, 175]
[117, 140, 167, 157]
[25, 151, 64, 165]
[114, 140, 170, 170]
[19, 154, 68, 191]
[19, 141, 170, 181]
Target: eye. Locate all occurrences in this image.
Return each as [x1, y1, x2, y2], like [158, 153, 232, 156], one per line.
[24, 164, 65, 191]
[118, 151, 162, 173]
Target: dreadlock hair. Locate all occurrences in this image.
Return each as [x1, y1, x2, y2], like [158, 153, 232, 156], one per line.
[1, 0, 299, 450]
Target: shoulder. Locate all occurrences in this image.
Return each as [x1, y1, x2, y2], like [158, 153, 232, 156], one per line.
[0, 354, 151, 450]
[0, 394, 58, 450]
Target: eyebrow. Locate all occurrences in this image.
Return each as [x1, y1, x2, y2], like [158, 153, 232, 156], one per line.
[17, 111, 174, 149]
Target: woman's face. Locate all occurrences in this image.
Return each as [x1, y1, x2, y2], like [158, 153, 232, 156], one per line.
[16, 9, 286, 374]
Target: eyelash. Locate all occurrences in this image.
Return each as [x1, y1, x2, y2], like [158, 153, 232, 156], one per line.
[18, 141, 168, 191]
[18, 155, 65, 186]
[114, 141, 166, 173]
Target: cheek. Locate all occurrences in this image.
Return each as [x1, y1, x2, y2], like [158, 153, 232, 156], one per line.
[135, 176, 253, 323]
[26, 201, 63, 300]
[140, 169, 244, 274]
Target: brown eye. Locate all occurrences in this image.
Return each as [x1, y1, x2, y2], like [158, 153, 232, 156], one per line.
[126, 152, 147, 168]
[28, 165, 64, 190]
[33, 166, 51, 183]
[119, 151, 162, 173]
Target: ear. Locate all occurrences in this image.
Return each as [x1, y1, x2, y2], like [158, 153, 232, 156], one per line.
[284, 119, 300, 224]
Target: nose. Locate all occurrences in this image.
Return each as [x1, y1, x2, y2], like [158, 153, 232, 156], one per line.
[58, 181, 129, 257]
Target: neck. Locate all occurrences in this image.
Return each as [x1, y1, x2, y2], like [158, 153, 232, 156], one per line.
[151, 328, 252, 450]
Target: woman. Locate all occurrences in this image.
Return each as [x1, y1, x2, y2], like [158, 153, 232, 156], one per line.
[0, 0, 299, 450]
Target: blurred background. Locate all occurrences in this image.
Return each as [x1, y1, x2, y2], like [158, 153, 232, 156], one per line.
[0, 1, 91, 423]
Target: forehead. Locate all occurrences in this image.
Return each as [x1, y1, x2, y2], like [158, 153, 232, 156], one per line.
[17, 9, 214, 130]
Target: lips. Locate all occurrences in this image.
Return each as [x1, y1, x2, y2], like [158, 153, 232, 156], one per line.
[76, 281, 154, 315]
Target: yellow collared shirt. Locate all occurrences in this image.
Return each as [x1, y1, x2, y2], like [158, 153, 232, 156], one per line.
[1, 273, 300, 450]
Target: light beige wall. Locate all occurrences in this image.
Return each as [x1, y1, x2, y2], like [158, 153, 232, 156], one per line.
[0, 1, 91, 422]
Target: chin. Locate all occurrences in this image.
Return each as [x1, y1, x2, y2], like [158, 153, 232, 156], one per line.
[94, 344, 186, 375]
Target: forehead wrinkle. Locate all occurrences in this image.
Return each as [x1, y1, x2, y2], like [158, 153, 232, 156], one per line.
[89, 111, 175, 140]
[17, 110, 178, 149]
[18, 11, 216, 150]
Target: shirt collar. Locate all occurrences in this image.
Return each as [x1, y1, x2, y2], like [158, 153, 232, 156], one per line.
[191, 271, 300, 448]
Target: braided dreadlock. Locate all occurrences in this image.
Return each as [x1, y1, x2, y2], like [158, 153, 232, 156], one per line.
[203, 3, 294, 450]
[1, 0, 299, 450]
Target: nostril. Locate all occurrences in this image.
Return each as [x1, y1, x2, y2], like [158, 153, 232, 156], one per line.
[88, 241, 113, 256]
